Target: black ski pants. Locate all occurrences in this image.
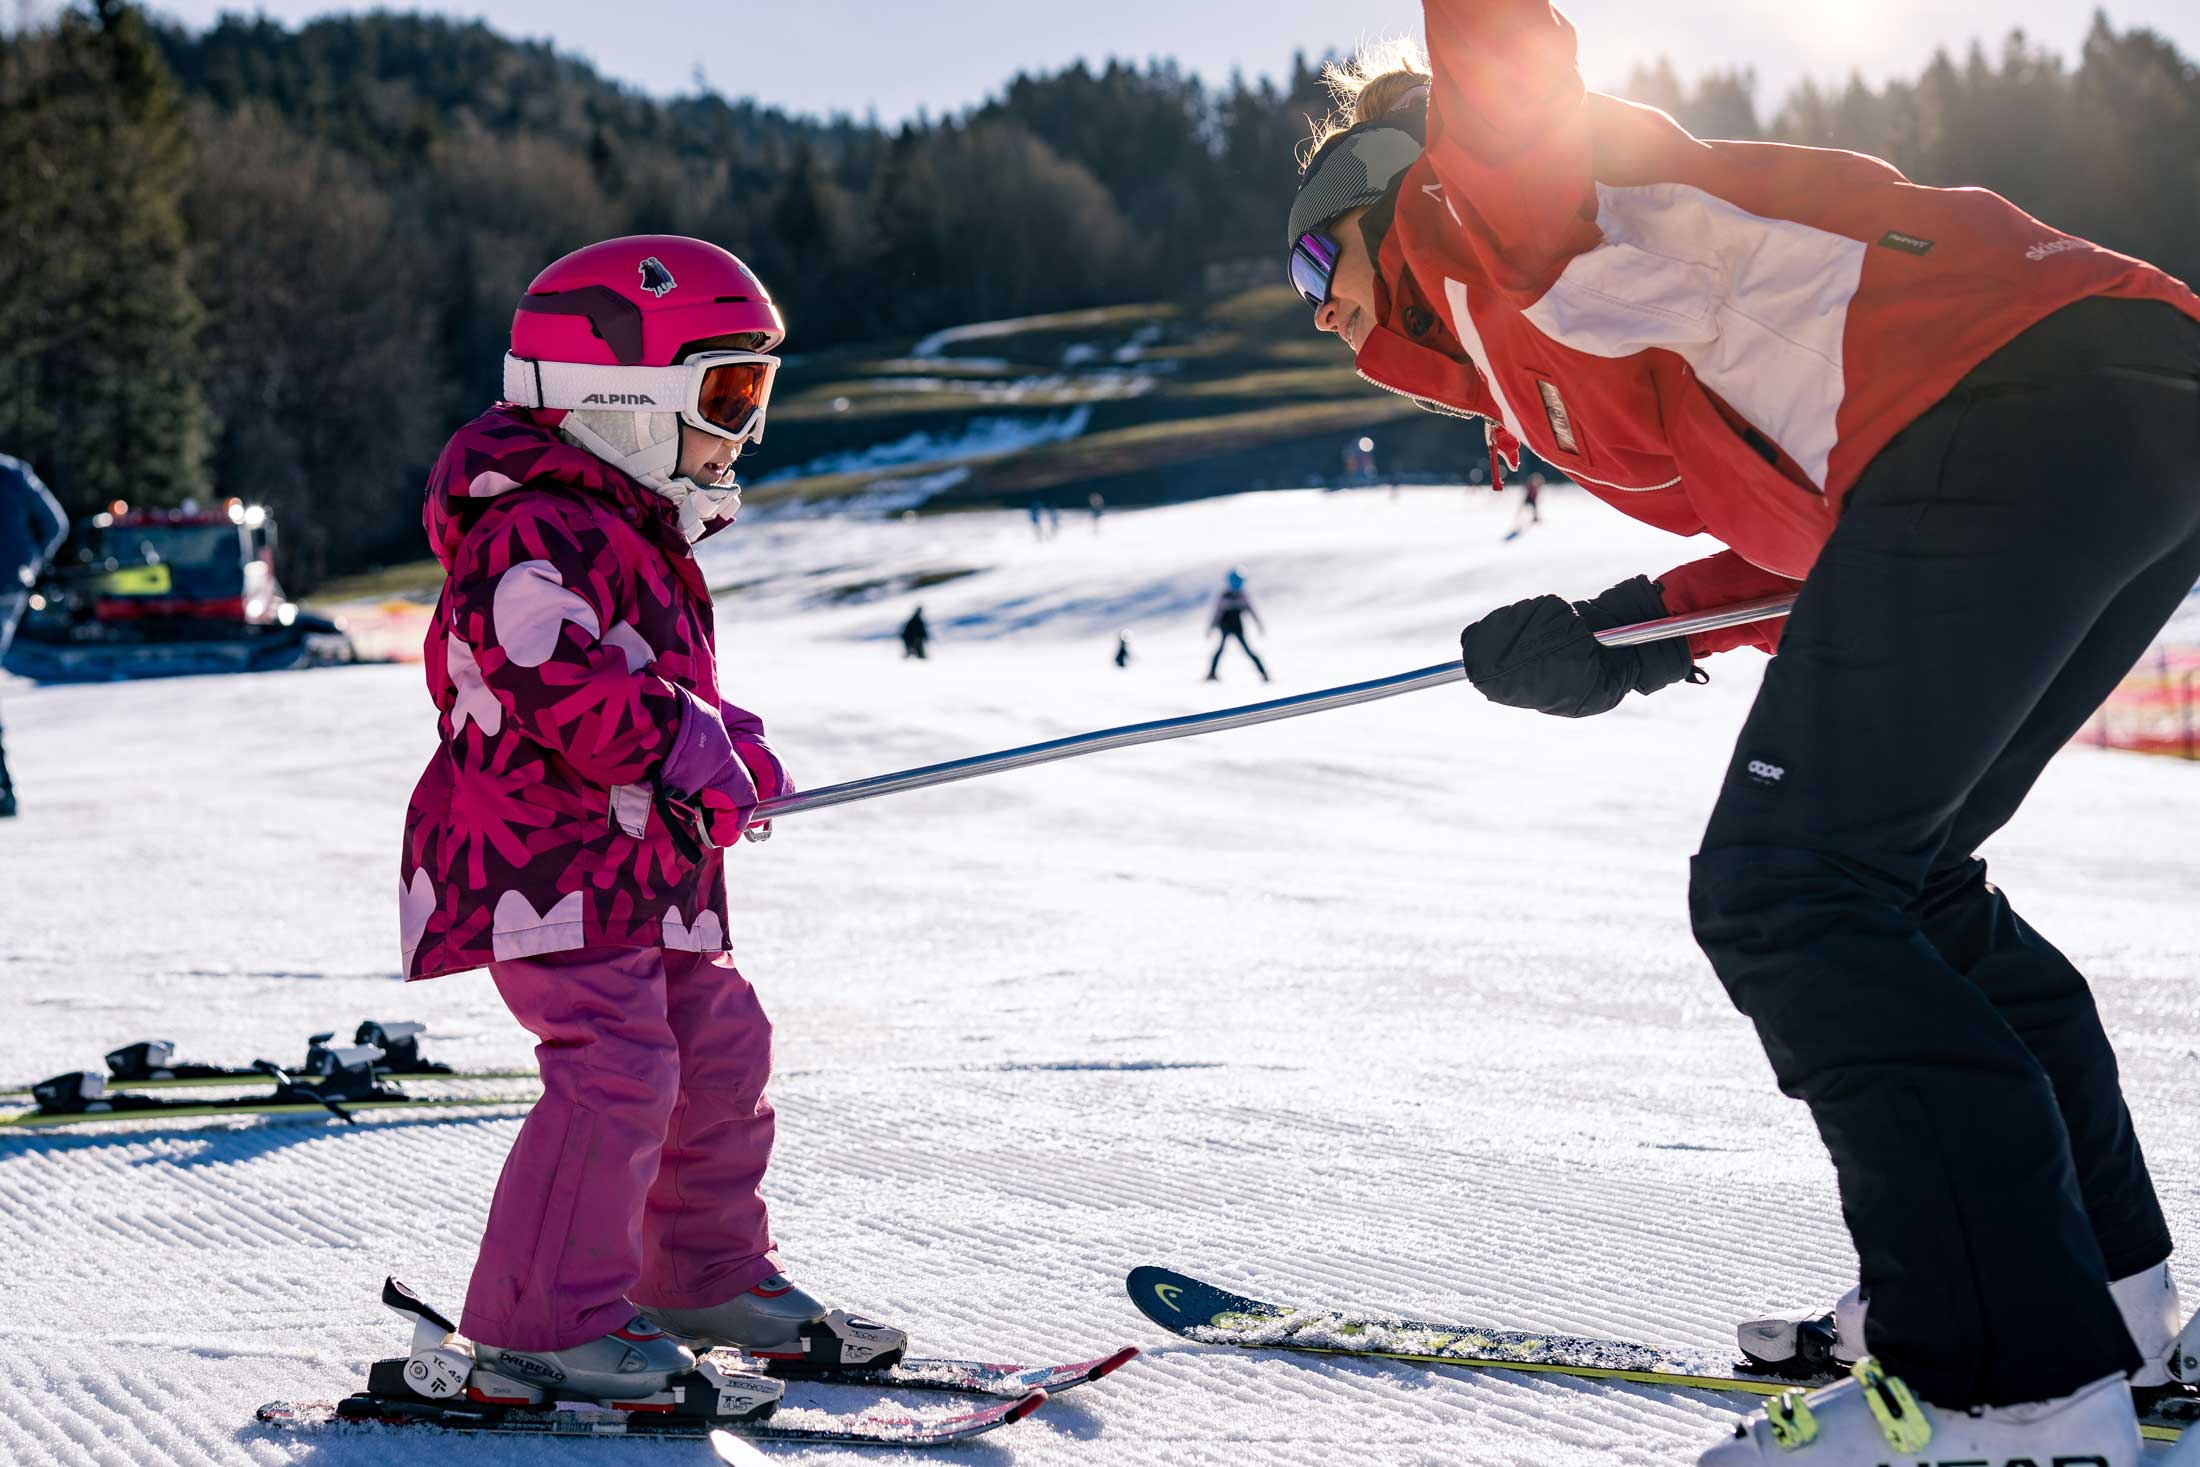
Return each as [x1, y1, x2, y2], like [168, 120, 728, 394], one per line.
[1209, 628, 1268, 680]
[0, 589, 21, 790]
[1690, 298, 2200, 1409]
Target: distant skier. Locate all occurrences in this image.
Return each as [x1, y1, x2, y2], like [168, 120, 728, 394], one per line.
[900, 606, 930, 659]
[1089, 491, 1106, 532]
[1113, 631, 1131, 668]
[1504, 473, 1544, 541]
[1027, 500, 1046, 540]
[399, 236, 901, 1414]
[0, 453, 68, 819]
[1206, 568, 1269, 683]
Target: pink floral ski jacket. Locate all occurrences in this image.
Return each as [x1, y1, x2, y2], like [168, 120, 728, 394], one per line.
[400, 406, 735, 979]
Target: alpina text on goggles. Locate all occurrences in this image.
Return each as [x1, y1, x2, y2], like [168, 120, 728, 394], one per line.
[502, 350, 781, 447]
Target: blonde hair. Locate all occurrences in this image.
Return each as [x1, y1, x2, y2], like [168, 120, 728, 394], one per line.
[1301, 37, 1433, 169]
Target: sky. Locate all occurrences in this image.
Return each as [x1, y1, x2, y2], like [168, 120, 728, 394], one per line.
[140, 1, 2200, 124]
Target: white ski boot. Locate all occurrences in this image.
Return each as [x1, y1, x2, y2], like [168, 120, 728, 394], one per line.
[464, 1317, 697, 1406]
[638, 1272, 907, 1373]
[1701, 1357, 2138, 1466]
[1740, 1260, 2185, 1388]
[370, 1276, 782, 1421]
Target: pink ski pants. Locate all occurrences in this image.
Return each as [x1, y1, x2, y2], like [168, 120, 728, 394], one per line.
[460, 945, 782, 1351]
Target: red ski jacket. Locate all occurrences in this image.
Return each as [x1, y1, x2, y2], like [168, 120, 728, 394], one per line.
[1360, 0, 2200, 657]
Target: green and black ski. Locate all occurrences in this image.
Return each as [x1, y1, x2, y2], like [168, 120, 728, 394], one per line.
[1125, 1265, 2197, 1444]
[0, 1021, 535, 1098]
[3, 1057, 532, 1131]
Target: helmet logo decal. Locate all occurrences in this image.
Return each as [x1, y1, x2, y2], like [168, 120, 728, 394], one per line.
[638, 257, 677, 297]
[580, 393, 657, 406]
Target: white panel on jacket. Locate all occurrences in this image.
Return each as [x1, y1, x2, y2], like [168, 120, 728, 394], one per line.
[1518, 181, 1866, 489]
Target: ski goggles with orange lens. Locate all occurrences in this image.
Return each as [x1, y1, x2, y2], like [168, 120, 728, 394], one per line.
[685, 351, 779, 444]
[502, 349, 782, 447]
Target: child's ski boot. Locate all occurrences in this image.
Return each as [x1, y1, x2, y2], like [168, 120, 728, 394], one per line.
[356, 1277, 782, 1423]
[639, 1272, 908, 1374]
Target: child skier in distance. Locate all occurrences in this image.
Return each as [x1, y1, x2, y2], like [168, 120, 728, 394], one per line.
[399, 235, 902, 1406]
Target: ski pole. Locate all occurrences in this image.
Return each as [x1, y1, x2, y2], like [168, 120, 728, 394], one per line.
[753, 593, 1796, 823]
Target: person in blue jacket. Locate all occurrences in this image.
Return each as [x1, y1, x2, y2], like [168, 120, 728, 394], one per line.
[0, 454, 69, 817]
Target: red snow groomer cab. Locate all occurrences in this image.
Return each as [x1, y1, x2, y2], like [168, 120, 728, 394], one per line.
[5, 500, 356, 681]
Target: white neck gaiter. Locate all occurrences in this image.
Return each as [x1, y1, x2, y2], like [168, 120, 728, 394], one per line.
[559, 410, 741, 544]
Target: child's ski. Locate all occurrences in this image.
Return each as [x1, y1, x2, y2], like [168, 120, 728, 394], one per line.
[256, 1389, 1048, 1449]
[718, 1344, 1138, 1398]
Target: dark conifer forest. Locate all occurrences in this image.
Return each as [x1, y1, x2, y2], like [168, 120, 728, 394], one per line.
[5, 3, 2195, 581]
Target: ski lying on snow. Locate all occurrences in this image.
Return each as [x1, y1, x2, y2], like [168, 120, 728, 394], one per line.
[715, 1344, 1139, 1398]
[1125, 1265, 2194, 1444]
[0, 1023, 532, 1099]
[256, 1389, 1048, 1449]
[0, 1092, 535, 1130]
[0, 1067, 537, 1097]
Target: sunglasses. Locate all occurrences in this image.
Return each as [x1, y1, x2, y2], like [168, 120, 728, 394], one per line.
[1289, 229, 1343, 311]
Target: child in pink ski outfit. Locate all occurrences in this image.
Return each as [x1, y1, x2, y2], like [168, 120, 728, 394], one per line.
[399, 236, 900, 1404]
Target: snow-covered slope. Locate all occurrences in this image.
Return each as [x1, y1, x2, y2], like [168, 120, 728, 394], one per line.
[3, 484, 2196, 1465]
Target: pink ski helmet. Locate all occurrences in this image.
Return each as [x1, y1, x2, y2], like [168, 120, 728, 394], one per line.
[509, 235, 785, 367]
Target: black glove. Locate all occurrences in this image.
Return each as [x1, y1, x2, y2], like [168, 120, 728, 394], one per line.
[1458, 575, 1696, 717]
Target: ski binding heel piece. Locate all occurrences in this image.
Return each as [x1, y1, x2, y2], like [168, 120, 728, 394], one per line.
[757, 1310, 907, 1374]
[103, 1040, 177, 1081]
[1739, 1313, 1841, 1380]
[355, 1020, 452, 1074]
[651, 1361, 783, 1422]
[376, 1277, 473, 1400]
[30, 1071, 113, 1115]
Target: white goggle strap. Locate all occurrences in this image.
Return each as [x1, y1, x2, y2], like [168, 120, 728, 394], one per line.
[502, 353, 776, 448]
[503, 355, 693, 415]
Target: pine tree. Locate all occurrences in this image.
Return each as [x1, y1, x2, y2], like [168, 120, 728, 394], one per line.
[0, 0, 213, 515]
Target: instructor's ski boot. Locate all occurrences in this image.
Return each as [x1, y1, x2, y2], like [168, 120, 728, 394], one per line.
[361, 1277, 782, 1423]
[1739, 1260, 2187, 1389]
[1701, 1358, 2138, 1466]
[638, 1272, 908, 1374]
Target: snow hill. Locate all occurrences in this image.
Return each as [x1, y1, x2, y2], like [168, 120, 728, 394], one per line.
[3, 483, 2197, 1465]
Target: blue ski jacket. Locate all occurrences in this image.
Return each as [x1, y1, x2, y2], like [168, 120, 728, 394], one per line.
[0, 455, 67, 591]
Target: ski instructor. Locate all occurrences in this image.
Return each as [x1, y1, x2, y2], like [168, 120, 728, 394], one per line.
[1286, 6, 2200, 1465]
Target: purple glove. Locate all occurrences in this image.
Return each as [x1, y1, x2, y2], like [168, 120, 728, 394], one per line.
[721, 701, 795, 825]
[656, 691, 759, 859]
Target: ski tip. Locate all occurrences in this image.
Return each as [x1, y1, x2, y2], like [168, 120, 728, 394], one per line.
[1126, 1266, 1289, 1333]
[1124, 1265, 1201, 1324]
[1004, 1388, 1048, 1424]
[1089, 1345, 1140, 1380]
[708, 1427, 770, 1465]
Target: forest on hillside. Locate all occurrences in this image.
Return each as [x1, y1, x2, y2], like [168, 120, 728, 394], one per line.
[3, 1, 2197, 582]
